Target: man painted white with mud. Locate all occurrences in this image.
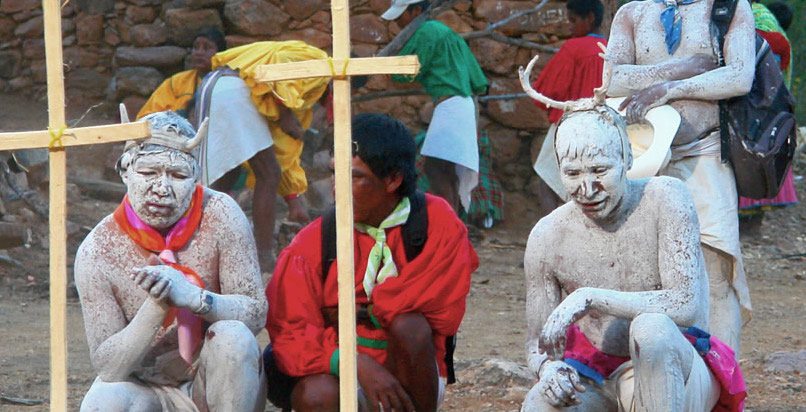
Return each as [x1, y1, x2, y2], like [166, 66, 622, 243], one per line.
[605, 0, 755, 353]
[75, 111, 267, 411]
[521, 103, 743, 410]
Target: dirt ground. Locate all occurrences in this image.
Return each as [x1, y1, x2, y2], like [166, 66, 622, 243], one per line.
[0, 93, 804, 411]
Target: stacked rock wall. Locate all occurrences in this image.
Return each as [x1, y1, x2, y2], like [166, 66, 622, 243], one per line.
[0, 0, 612, 221]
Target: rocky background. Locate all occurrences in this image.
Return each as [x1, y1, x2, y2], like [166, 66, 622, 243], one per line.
[0, 0, 621, 223]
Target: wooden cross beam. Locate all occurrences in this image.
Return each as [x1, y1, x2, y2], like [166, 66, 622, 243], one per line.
[0, 1, 150, 409]
[252, 1, 419, 409]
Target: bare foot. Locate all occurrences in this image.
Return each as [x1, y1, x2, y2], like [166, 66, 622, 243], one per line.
[286, 196, 310, 224]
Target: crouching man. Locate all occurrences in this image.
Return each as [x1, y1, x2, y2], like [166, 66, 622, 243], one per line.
[521, 104, 745, 411]
[75, 111, 267, 411]
[265, 113, 478, 412]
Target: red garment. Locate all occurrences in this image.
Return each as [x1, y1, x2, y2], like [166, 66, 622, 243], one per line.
[531, 35, 607, 123]
[565, 324, 746, 412]
[684, 333, 747, 412]
[563, 324, 630, 380]
[756, 29, 790, 71]
[113, 185, 206, 364]
[266, 194, 478, 378]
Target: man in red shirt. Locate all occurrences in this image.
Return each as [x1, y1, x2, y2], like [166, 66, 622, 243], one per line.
[531, 0, 607, 217]
[265, 113, 478, 412]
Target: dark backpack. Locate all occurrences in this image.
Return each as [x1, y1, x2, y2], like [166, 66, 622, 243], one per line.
[712, 0, 797, 199]
[320, 191, 458, 384]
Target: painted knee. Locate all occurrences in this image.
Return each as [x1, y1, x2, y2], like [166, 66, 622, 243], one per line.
[203, 320, 260, 366]
[521, 383, 551, 412]
[629, 313, 679, 360]
[80, 380, 158, 412]
[388, 312, 434, 358]
[292, 375, 340, 412]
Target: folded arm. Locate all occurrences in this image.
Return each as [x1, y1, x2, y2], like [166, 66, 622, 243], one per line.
[666, 0, 755, 101]
[606, 1, 754, 101]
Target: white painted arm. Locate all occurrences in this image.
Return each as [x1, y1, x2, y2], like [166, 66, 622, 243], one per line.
[664, 0, 755, 101]
[606, 1, 753, 100]
[203, 194, 268, 333]
[553, 180, 707, 331]
[524, 221, 562, 376]
[75, 241, 168, 382]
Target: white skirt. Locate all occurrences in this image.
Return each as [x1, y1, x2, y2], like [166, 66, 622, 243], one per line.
[422, 96, 479, 212]
[201, 76, 273, 186]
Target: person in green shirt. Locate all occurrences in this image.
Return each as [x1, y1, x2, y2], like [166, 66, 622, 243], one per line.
[382, 0, 488, 214]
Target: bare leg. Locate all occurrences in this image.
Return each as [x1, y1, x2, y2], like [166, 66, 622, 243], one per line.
[210, 167, 241, 194]
[702, 244, 742, 356]
[80, 379, 162, 412]
[629, 313, 694, 412]
[424, 156, 459, 214]
[521, 379, 616, 412]
[385, 312, 439, 412]
[249, 148, 281, 273]
[291, 374, 340, 412]
[194, 320, 266, 412]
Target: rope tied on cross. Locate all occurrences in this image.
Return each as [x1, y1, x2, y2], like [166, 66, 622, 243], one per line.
[327, 57, 351, 80]
[47, 125, 70, 149]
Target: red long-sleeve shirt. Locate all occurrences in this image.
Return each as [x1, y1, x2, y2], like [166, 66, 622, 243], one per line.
[532, 35, 608, 124]
[266, 194, 478, 378]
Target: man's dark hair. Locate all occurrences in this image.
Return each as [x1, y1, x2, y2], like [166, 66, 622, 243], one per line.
[567, 0, 604, 29]
[352, 113, 417, 197]
[195, 27, 227, 52]
[767, 1, 793, 30]
[407, 1, 431, 14]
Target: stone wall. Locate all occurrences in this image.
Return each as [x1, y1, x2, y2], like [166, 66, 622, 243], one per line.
[0, 0, 591, 223]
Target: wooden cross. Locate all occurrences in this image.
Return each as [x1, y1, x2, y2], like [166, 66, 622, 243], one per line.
[0, 1, 150, 409]
[253, 1, 419, 409]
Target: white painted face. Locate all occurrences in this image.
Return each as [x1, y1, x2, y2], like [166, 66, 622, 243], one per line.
[556, 112, 629, 223]
[121, 149, 197, 230]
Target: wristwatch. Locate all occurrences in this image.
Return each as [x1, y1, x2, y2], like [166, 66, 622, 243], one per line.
[194, 290, 213, 315]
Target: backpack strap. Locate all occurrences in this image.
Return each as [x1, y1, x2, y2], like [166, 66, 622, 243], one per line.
[710, 0, 739, 163]
[320, 207, 338, 281]
[401, 191, 428, 262]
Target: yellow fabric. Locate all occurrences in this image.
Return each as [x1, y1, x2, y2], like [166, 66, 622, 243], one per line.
[137, 70, 200, 119]
[272, 124, 308, 196]
[211, 41, 330, 121]
[212, 41, 329, 196]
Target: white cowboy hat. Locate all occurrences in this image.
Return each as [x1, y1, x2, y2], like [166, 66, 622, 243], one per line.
[605, 97, 680, 179]
[381, 0, 427, 20]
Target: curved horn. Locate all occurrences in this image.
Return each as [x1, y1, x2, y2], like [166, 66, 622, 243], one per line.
[593, 42, 612, 104]
[119, 103, 130, 123]
[518, 55, 572, 111]
[184, 117, 209, 151]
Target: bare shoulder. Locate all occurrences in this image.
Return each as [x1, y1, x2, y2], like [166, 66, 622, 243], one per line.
[201, 188, 250, 232]
[74, 215, 120, 283]
[642, 177, 700, 229]
[613, 0, 646, 21]
[643, 176, 694, 206]
[525, 205, 573, 263]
